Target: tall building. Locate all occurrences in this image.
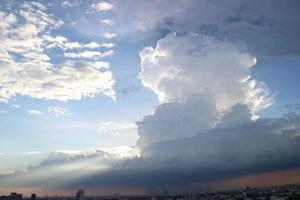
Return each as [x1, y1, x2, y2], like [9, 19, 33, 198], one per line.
[8, 193, 22, 200]
[75, 190, 84, 200]
[31, 194, 36, 200]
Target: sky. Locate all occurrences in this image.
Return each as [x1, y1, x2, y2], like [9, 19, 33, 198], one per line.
[0, 0, 300, 196]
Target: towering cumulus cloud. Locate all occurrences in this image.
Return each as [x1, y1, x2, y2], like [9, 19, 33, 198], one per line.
[135, 33, 300, 178]
[140, 33, 272, 116]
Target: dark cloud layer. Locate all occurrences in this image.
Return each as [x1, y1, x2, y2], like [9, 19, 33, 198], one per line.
[1, 104, 300, 192]
[112, 0, 300, 57]
[67, 105, 300, 190]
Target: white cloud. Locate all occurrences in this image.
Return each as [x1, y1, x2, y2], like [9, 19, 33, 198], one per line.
[62, 42, 82, 49]
[97, 146, 140, 159]
[48, 106, 71, 116]
[0, 2, 116, 102]
[90, 2, 114, 12]
[101, 43, 115, 48]
[97, 121, 137, 136]
[139, 33, 273, 116]
[0, 110, 7, 113]
[38, 61, 115, 101]
[0, 153, 4, 156]
[64, 50, 114, 59]
[61, 1, 77, 8]
[43, 36, 115, 50]
[54, 150, 88, 157]
[100, 19, 114, 26]
[28, 110, 43, 115]
[83, 42, 100, 49]
[22, 151, 42, 156]
[24, 1, 47, 11]
[102, 33, 117, 39]
[10, 104, 20, 109]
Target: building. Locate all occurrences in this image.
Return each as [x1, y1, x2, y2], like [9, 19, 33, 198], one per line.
[31, 194, 36, 200]
[75, 190, 84, 200]
[8, 193, 22, 200]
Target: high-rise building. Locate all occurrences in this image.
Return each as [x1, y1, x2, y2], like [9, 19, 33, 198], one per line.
[31, 194, 36, 200]
[75, 190, 84, 200]
[8, 193, 22, 200]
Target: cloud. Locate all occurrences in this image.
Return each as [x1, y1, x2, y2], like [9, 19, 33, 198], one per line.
[0, 110, 7, 113]
[43, 36, 115, 50]
[97, 121, 137, 136]
[54, 147, 139, 160]
[71, 108, 300, 190]
[22, 152, 42, 156]
[0, 2, 116, 102]
[137, 94, 219, 147]
[108, 0, 300, 57]
[10, 104, 20, 109]
[0, 166, 14, 176]
[2, 108, 300, 191]
[100, 19, 114, 26]
[61, 1, 77, 8]
[140, 33, 273, 116]
[100, 43, 115, 48]
[64, 50, 114, 59]
[48, 107, 71, 116]
[27, 110, 43, 115]
[102, 33, 117, 39]
[0, 0, 299, 193]
[0, 147, 138, 188]
[90, 2, 114, 12]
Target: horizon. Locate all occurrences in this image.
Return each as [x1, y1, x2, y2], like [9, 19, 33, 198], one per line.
[0, 0, 300, 196]
[2, 181, 300, 198]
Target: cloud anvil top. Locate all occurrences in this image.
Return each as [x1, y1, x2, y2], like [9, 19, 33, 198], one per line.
[0, 0, 300, 196]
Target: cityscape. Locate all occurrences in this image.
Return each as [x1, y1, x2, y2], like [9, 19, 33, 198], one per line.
[2, 184, 300, 200]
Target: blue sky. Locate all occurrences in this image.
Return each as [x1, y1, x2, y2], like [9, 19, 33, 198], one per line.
[0, 0, 300, 195]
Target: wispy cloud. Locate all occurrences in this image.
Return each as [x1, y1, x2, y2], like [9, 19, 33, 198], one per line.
[100, 19, 114, 26]
[22, 152, 42, 156]
[90, 2, 114, 12]
[48, 107, 71, 116]
[97, 121, 137, 136]
[27, 110, 43, 115]
[61, 1, 77, 8]
[10, 104, 20, 109]
[44, 36, 115, 50]
[102, 33, 117, 39]
[64, 50, 114, 59]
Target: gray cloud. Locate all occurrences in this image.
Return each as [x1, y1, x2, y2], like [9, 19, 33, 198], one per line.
[1, 104, 300, 191]
[111, 0, 300, 57]
[68, 105, 300, 190]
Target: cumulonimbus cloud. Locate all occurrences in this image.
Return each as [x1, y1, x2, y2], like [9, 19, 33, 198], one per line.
[139, 33, 273, 116]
